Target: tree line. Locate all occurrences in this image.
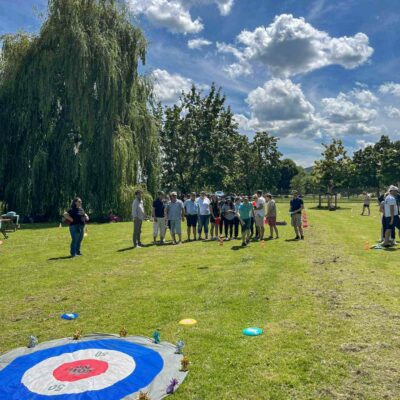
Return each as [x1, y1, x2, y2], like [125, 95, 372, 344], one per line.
[1, 0, 398, 220]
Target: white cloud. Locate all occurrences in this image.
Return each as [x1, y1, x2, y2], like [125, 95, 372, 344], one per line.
[152, 68, 194, 103]
[218, 14, 373, 77]
[235, 80, 385, 139]
[236, 79, 320, 138]
[356, 139, 375, 149]
[320, 90, 382, 136]
[128, 0, 234, 34]
[379, 82, 400, 97]
[188, 38, 212, 50]
[321, 93, 377, 124]
[385, 106, 400, 118]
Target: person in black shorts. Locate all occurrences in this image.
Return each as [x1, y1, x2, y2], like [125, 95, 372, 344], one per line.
[184, 192, 199, 241]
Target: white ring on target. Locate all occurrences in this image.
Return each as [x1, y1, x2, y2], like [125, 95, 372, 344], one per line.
[21, 349, 136, 395]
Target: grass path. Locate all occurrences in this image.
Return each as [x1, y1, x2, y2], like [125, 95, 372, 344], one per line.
[0, 202, 399, 399]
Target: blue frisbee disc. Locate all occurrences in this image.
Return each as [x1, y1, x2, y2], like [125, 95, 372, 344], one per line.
[243, 327, 263, 336]
[61, 313, 78, 320]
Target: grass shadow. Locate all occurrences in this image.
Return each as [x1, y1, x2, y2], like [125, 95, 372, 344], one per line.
[285, 238, 300, 242]
[231, 245, 248, 251]
[48, 256, 74, 261]
[308, 206, 351, 211]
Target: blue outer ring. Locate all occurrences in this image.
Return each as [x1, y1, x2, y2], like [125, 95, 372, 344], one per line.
[0, 339, 164, 400]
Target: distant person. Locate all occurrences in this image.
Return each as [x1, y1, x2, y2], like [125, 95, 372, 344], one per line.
[237, 196, 254, 246]
[233, 197, 242, 239]
[64, 197, 89, 257]
[383, 186, 400, 247]
[254, 190, 266, 240]
[132, 190, 146, 248]
[197, 191, 211, 240]
[266, 193, 279, 239]
[152, 191, 166, 244]
[184, 192, 199, 241]
[361, 192, 371, 216]
[290, 191, 304, 240]
[221, 197, 236, 240]
[210, 195, 220, 240]
[251, 194, 258, 238]
[166, 192, 185, 245]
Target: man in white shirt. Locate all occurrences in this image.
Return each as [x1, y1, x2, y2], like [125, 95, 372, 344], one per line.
[197, 191, 211, 240]
[254, 190, 266, 240]
[383, 185, 400, 247]
[132, 190, 145, 248]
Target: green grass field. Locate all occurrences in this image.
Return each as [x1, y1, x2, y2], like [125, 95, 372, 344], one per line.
[1, 201, 399, 399]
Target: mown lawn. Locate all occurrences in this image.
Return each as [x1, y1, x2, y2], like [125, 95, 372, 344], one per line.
[1, 201, 399, 399]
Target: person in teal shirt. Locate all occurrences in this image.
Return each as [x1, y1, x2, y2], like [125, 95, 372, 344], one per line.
[237, 196, 255, 246]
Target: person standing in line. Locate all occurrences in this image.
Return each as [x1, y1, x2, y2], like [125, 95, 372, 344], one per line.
[237, 196, 254, 247]
[64, 197, 89, 257]
[361, 192, 371, 216]
[250, 194, 258, 238]
[290, 190, 304, 240]
[379, 192, 395, 244]
[210, 195, 220, 240]
[383, 186, 400, 247]
[221, 197, 236, 240]
[233, 197, 242, 240]
[132, 190, 146, 248]
[184, 192, 199, 241]
[265, 193, 279, 239]
[197, 191, 211, 240]
[254, 190, 266, 241]
[152, 191, 166, 245]
[166, 192, 185, 245]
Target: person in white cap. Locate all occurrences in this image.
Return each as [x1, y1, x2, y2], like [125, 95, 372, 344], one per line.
[383, 185, 400, 247]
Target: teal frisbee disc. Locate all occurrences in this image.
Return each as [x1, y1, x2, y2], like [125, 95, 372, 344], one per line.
[243, 327, 263, 336]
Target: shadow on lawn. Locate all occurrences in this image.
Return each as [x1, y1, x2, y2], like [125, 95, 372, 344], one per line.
[231, 245, 248, 251]
[48, 256, 74, 261]
[117, 243, 157, 252]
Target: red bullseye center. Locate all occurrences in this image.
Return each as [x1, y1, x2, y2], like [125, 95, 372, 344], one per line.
[53, 359, 109, 382]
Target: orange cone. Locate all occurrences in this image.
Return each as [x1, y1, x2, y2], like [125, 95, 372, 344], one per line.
[260, 240, 265, 248]
[218, 238, 224, 246]
[364, 241, 370, 251]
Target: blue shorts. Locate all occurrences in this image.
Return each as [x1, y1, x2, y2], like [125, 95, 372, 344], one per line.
[241, 219, 251, 231]
[385, 215, 400, 230]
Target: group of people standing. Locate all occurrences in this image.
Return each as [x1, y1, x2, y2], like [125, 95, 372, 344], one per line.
[131, 190, 305, 248]
[379, 185, 400, 247]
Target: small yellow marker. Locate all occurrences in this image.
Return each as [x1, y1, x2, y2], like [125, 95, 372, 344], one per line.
[179, 318, 197, 326]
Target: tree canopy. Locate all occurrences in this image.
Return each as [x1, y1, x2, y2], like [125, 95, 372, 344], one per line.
[0, 0, 159, 218]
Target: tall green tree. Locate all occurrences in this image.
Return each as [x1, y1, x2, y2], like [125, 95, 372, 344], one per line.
[160, 84, 243, 193]
[277, 158, 300, 194]
[0, 0, 158, 217]
[313, 139, 350, 206]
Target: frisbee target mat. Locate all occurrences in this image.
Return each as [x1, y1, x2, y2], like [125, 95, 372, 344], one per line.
[0, 334, 188, 399]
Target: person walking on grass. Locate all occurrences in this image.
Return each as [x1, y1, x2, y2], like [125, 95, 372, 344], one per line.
[132, 190, 145, 248]
[383, 186, 400, 247]
[266, 193, 279, 239]
[166, 192, 185, 245]
[290, 191, 304, 240]
[152, 191, 166, 245]
[184, 192, 199, 241]
[64, 197, 89, 257]
[197, 191, 211, 240]
[361, 192, 371, 216]
[254, 190, 266, 240]
[238, 196, 254, 247]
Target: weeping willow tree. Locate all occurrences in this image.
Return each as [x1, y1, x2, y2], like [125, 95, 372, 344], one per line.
[0, 0, 159, 218]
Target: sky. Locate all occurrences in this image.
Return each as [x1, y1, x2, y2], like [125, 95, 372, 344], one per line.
[1, 0, 400, 166]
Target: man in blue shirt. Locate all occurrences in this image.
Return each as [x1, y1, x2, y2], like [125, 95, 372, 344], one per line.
[184, 192, 199, 241]
[290, 191, 304, 240]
